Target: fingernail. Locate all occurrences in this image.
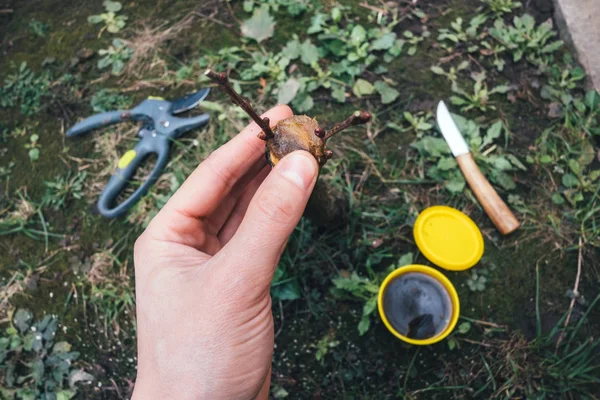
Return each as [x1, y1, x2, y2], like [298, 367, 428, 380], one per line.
[279, 151, 317, 191]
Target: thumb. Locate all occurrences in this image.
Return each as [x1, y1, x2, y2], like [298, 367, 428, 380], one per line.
[217, 150, 318, 286]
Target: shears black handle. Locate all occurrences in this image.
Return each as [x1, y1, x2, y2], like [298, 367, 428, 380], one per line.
[97, 114, 209, 218]
[97, 134, 170, 218]
[66, 110, 133, 137]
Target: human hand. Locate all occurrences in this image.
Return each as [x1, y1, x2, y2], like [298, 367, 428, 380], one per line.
[131, 105, 319, 400]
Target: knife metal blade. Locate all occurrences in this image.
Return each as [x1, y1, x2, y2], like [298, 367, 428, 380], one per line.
[436, 101, 469, 157]
[435, 100, 521, 235]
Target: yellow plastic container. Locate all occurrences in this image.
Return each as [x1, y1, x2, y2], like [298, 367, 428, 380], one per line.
[378, 265, 460, 345]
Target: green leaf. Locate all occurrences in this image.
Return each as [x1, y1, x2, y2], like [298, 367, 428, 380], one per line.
[373, 80, 399, 104]
[489, 156, 513, 171]
[358, 314, 370, 335]
[370, 32, 397, 50]
[374, 65, 388, 74]
[111, 59, 125, 75]
[53, 341, 72, 353]
[430, 66, 444, 75]
[457, 322, 471, 334]
[579, 140, 595, 166]
[541, 41, 563, 54]
[299, 39, 319, 65]
[350, 25, 367, 47]
[570, 67, 586, 81]
[56, 390, 77, 400]
[413, 137, 442, 157]
[437, 157, 457, 171]
[417, 121, 433, 131]
[241, 5, 275, 43]
[331, 7, 342, 23]
[562, 173, 579, 188]
[483, 121, 503, 146]
[585, 91, 600, 110]
[331, 85, 346, 103]
[539, 154, 552, 164]
[243, 0, 254, 12]
[107, 24, 120, 33]
[103, 1, 122, 12]
[363, 296, 377, 317]
[388, 39, 405, 57]
[445, 174, 466, 193]
[87, 15, 103, 24]
[398, 253, 413, 267]
[32, 358, 44, 383]
[277, 78, 301, 105]
[447, 337, 457, 350]
[450, 95, 468, 105]
[507, 155, 527, 171]
[491, 84, 510, 94]
[273, 386, 289, 399]
[551, 193, 565, 205]
[281, 38, 301, 59]
[272, 280, 301, 301]
[307, 12, 328, 34]
[568, 159, 581, 176]
[352, 79, 375, 97]
[293, 94, 314, 112]
[28, 148, 40, 161]
[491, 170, 516, 190]
[97, 56, 111, 69]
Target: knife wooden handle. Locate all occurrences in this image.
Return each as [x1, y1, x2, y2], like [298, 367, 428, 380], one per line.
[456, 153, 520, 235]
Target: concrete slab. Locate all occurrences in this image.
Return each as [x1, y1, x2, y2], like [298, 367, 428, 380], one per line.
[553, 0, 600, 91]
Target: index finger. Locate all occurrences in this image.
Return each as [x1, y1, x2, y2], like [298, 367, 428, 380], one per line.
[160, 104, 292, 219]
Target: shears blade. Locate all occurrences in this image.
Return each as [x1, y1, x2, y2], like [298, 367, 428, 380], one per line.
[171, 88, 211, 114]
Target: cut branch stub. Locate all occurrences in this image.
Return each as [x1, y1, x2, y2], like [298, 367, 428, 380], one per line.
[205, 69, 371, 168]
[324, 111, 371, 141]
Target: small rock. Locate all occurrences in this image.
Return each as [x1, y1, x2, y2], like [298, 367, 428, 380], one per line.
[547, 102, 564, 118]
[76, 47, 95, 62]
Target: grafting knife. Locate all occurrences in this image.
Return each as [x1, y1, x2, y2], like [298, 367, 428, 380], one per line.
[436, 101, 520, 235]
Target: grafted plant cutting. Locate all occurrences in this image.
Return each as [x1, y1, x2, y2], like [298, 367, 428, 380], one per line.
[205, 69, 371, 168]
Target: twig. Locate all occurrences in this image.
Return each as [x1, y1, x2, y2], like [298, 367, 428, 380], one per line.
[556, 237, 583, 347]
[358, 3, 388, 14]
[460, 338, 497, 348]
[109, 378, 123, 399]
[225, 1, 241, 25]
[403, 348, 420, 394]
[190, 10, 237, 32]
[204, 69, 274, 138]
[324, 111, 371, 141]
[461, 316, 506, 329]
[0, 9, 14, 14]
[467, 54, 484, 70]
[342, 144, 434, 184]
[439, 52, 463, 64]
[274, 299, 285, 339]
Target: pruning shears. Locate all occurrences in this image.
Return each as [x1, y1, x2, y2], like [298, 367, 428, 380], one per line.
[66, 88, 211, 218]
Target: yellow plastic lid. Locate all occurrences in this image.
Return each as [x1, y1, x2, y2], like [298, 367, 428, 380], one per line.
[413, 206, 484, 271]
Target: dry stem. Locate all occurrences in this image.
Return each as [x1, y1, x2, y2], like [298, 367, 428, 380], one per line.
[123, 15, 195, 77]
[324, 111, 371, 141]
[204, 69, 274, 138]
[556, 237, 583, 348]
